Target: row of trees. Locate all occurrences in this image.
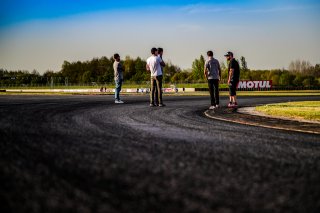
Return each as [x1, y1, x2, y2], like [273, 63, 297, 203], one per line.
[1, 56, 319, 87]
[187, 56, 320, 87]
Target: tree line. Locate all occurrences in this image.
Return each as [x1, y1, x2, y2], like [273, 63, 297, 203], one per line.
[0, 56, 319, 87]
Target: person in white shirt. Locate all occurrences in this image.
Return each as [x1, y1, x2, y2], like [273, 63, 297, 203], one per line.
[146, 47, 166, 107]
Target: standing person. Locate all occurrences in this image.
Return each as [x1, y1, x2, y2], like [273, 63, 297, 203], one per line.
[204, 50, 221, 110]
[146, 47, 166, 107]
[154, 47, 164, 105]
[224, 51, 240, 108]
[113, 53, 124, 104]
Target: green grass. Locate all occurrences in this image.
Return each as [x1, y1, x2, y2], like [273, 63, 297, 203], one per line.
[256, 101, 320, 121]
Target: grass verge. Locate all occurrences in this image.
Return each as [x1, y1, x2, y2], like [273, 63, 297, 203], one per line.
[255, 101, 320, 122]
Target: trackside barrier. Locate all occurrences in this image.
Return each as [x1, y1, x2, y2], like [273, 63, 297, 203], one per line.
[4, 88, 196, 93]
[196, 80, 320, 91]
[196, 87, 320, 92]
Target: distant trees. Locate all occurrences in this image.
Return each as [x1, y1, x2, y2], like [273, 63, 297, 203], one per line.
[220, 61, 228, 81]
[1, 56, 319, 87]
[191, 55, 205, 81]
[240, 56, 248, 72]
[131, 57, 148, 82]
[287, 59, 320, 86]
[60, 57, 114, 84]
[171, 71, 190, 82]
[289, 59, 312, 73]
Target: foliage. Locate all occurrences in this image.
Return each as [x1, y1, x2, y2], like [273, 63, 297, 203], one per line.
[191, 55, 205, 81]
[1, 56, 319, 87]
[240, 56, 248, 71]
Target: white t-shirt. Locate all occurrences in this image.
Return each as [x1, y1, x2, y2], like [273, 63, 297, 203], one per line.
[147, 55, 163, 77]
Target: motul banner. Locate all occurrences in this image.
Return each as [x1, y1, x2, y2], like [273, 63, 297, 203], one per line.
[237, 80, 272, 89]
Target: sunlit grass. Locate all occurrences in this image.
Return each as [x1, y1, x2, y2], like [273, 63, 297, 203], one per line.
[256, 101, 320, 121]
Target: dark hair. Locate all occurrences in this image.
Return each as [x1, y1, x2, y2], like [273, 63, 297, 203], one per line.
[207, 51, 213, 57]
[157, 47, 163, 53]
[151, 47, 157, 54]
[226, 51, 233, 57]
[113, 53, 120, 60]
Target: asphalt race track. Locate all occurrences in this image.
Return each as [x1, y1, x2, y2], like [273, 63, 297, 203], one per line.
[1, 95, 320, 213]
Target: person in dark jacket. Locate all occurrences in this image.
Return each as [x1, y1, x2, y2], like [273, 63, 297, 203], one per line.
[225, 51, 240, 108]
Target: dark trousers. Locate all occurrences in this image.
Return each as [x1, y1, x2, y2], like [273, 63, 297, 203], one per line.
[150, 75, 163, 105]
[208, 79, 219, 106]
[154, 84, 159, 105]
[229, 81, 239, 96]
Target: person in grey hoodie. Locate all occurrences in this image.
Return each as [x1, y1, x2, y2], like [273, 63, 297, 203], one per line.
[204, 51, 221, 110]
[113, 53, 124, 104]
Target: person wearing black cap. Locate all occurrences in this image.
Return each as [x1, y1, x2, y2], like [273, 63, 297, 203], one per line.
[224, 51, 240, 108]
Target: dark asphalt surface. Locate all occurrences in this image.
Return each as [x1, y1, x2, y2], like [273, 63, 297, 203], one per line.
[1, 95, 320, 213]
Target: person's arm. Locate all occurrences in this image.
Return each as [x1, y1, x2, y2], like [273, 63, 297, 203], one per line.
[121, 63, 124, 73]
[204, 62, 209, 79]
[118, 63, 123, 73]
[204, 64, 208, 79]
[146, 62, 150, 71]
[228, 59, 235, 84]
[159, 57, 165, 67]
[113, 63, 118, 78]
[228, 69, 233, 84]
[218, 61, 221, 81]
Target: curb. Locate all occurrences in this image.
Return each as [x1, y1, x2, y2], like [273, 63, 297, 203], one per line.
[204, 109, 320, 135]
[238, 107, 320, 125]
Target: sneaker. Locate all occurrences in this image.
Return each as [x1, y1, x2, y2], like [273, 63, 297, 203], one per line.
[158, 103, 166, 107]
[150, 103, 156, 107]
[215, 105, 219, 109]
[209, 106, 215, 110]
[115, 100, 124, 104]
[228, 102, 234, 108]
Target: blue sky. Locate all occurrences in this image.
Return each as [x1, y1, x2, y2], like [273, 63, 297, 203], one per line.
[1, 0, 319, 73]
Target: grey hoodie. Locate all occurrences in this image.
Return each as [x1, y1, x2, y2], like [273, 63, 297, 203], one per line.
[205, 57, 220, 80]
[113, 61, 123, 81]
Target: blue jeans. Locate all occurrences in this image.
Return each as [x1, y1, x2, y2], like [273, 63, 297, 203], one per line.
[115, 79, 122, 101]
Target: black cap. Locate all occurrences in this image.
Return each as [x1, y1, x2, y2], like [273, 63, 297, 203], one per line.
[224, 51, 233, 57]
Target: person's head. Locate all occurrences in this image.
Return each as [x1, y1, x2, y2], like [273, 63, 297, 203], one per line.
[113, 53, 120, 61]
[151, 47, 158, 56]
[157, 47, 163, 56]
[207, 51, 213, 57]
[224, 51, 233, 61]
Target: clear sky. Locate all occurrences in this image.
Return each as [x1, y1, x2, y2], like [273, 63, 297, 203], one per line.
[1, 0, 319, 73]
